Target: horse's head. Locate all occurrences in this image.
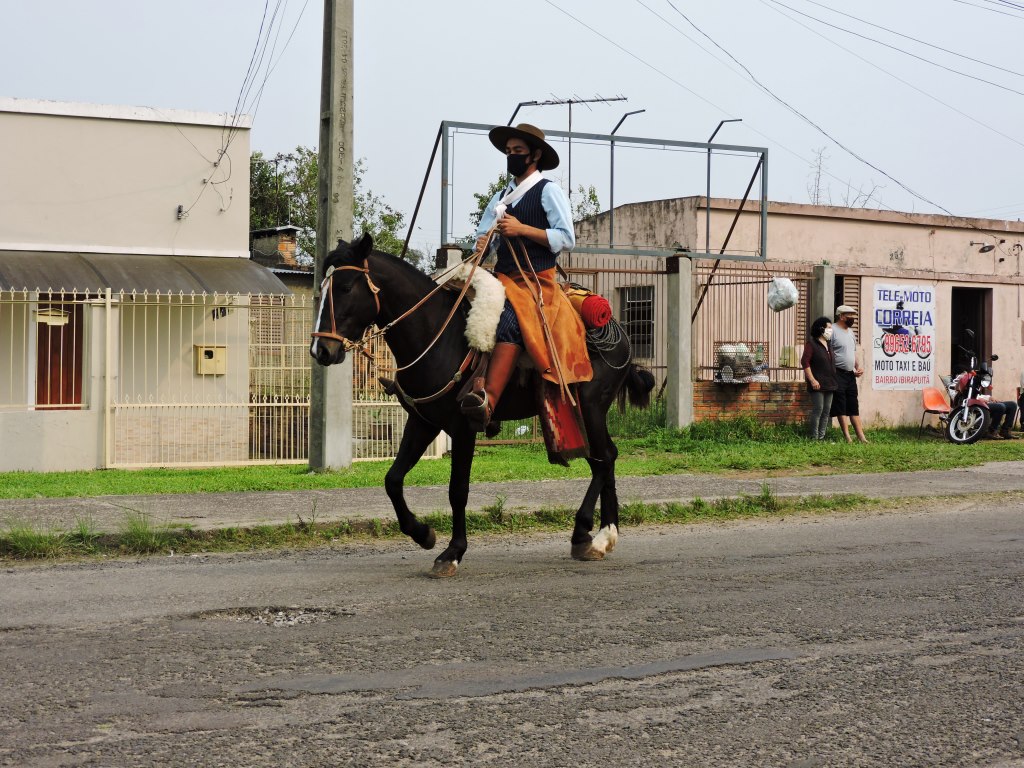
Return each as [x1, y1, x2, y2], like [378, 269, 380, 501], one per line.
[310, 233, 381, 366]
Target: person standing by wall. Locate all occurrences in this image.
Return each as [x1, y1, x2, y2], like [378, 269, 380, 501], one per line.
[829, 305, 869, 444]
[801, 316, 838, 440]
[1017, 368, 1024, 433]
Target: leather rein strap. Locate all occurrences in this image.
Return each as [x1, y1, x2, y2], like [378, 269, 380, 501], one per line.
[310, 240, 495, 403]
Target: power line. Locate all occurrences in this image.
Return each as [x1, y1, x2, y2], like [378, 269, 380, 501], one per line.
[984, 0, 1024, 12]
[540, 0, 733, 118]
[950, 0, 1024, 19]
[778, 0, 1024, 85]
[664, 0, 966, 215]
[754, 0, 1024, 150]
[544, 0, 1009, 234]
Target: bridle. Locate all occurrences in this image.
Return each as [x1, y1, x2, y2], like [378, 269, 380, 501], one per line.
[310, 248, 487, 372]
[310, 260, 381, 358]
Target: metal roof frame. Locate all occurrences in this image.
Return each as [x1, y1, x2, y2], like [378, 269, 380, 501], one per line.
[438, 119, 769, 263]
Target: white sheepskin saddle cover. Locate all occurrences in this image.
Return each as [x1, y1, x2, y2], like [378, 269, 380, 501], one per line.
[435, 261, 506, 352]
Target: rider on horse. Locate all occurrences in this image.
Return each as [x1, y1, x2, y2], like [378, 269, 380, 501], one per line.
[459, 123, 593, 430]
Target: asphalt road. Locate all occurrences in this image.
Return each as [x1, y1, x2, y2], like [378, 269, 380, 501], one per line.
[2, 498, 1023, 767]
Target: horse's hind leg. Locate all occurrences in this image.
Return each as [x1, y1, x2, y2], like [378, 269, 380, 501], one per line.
[430, 422, 476, 578]
[385, 416, 441, 551]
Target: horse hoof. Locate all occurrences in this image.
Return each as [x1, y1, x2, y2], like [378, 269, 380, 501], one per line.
[419, 527, 436, 550]
[571, 543, 605, 561]
[429, 560, 459, 578]
[593, 524, 618, 555]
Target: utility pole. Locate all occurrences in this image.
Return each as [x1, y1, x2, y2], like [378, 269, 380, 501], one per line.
[309, 0, 354, 470]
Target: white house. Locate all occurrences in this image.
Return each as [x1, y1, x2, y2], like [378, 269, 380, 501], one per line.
[0, 98, 289, 471]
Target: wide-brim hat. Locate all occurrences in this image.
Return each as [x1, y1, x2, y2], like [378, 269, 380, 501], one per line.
[488, 123, 559, 171]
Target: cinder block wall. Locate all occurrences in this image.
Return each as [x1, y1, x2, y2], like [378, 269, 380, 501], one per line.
[693, 381, 806, 424]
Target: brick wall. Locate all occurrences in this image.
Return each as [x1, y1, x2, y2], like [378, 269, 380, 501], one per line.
[693, 380, 807, 424]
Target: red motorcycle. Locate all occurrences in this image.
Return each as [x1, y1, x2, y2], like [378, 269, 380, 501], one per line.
[944, 345, 996, 445]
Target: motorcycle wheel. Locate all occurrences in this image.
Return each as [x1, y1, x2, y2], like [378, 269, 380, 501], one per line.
[946, 404, 991, 445]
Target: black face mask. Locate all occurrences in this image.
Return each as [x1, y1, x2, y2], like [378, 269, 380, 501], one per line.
[506, 152, 533, 177]
[846, 317, 856, 328]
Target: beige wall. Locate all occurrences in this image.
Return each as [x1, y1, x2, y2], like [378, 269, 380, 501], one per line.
[0, 98, 250, 258]
[0, 411, 102, 471]
[577, 198, 1024, 426]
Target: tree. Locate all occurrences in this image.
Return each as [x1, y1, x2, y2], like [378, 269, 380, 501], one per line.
[469, 173, 511, 230]
[249, 151, 292, 232]
[249, 147, 423, 267]
[572, 184, 601, 223]
[806, 146, 883, 209]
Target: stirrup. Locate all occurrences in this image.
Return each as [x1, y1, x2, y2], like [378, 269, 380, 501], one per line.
[459, 391, 491, 432]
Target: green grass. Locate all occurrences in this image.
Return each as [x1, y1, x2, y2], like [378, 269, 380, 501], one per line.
[1, 417, 1022, 500]
[0, 486, 875, 560]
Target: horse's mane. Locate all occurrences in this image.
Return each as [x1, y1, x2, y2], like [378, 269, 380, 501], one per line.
[325, 242, 437, 295]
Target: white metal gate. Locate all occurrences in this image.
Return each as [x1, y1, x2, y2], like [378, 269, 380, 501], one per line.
[0, 288, 436, 469]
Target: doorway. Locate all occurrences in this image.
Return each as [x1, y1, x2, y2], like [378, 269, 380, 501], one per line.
[35, 298, 84, 410]
[949, 287, 991, 375]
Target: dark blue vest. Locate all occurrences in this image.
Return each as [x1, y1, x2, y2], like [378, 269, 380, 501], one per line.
[495, 178, 560, 275]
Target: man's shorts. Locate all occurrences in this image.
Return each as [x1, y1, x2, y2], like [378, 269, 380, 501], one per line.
[495, 300, 523, 345]
[830, 368, 860, 417]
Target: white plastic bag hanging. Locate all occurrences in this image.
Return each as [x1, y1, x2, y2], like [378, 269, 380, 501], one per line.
[767, 277, 798, 312]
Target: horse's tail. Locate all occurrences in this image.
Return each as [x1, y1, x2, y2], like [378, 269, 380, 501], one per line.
[618, 364, 656, 411]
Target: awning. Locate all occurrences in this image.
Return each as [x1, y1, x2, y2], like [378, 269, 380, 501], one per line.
[0, 251, 290, 294]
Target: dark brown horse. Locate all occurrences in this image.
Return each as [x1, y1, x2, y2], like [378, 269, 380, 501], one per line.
[310, 234, 654, 577]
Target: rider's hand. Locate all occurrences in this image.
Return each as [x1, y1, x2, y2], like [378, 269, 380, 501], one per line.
[497, 214, 525, 238]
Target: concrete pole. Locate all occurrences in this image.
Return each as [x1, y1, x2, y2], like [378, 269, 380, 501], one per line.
[666, 255, 694, 429]
[810, 264, 836, 327]
[309, 0, 354, 470]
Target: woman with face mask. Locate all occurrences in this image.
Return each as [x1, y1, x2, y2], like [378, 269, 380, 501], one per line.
[801, 315, 839, 440]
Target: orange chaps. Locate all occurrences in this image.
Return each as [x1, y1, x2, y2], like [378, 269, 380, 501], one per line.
[496, 268, 593, 389]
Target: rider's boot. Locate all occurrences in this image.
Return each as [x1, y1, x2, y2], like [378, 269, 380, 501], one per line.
[460, 342, 520, 431]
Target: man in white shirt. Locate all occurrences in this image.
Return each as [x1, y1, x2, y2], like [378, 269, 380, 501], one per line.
[828, 305, 868, 443]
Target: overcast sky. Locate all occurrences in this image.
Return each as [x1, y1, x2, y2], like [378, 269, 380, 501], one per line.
[4, 0, 1024, 254]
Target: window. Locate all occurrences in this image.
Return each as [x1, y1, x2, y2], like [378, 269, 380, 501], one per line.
[619, 285, 654, 359]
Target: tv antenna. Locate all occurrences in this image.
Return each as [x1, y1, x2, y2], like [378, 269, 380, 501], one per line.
[509, 94, 627, 202]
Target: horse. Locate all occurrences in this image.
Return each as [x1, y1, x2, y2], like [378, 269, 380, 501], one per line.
[310, 233, 655, 577]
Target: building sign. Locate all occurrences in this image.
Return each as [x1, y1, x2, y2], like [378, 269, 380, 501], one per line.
[871, 283, 935, 390]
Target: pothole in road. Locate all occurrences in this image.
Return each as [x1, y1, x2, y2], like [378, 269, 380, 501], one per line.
[196, 606, 353, 627]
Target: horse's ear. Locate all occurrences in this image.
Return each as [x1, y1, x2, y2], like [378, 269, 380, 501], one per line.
[354, 232, 374, 256]
[327, 239, 348, 262]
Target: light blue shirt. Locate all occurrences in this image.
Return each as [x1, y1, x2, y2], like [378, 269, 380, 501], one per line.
[475, 177, 576, 253]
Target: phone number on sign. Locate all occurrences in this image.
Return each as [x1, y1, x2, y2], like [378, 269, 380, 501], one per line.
[881, 334, 931, 355]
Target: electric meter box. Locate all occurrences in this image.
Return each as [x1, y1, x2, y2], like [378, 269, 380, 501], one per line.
[194, 345, 227, 375]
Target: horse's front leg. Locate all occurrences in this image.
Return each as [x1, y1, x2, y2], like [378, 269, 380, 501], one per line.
[570, 456, 610, 560]
[385, 415, 441, 551]
[571, 416, 619, 561]
[430, 422, 476, 578]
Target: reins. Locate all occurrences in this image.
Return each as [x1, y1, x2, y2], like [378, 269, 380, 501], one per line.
[311, 231, 498, 405]
[312, 244, 485, 369]
[312, 225, 574, 409]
